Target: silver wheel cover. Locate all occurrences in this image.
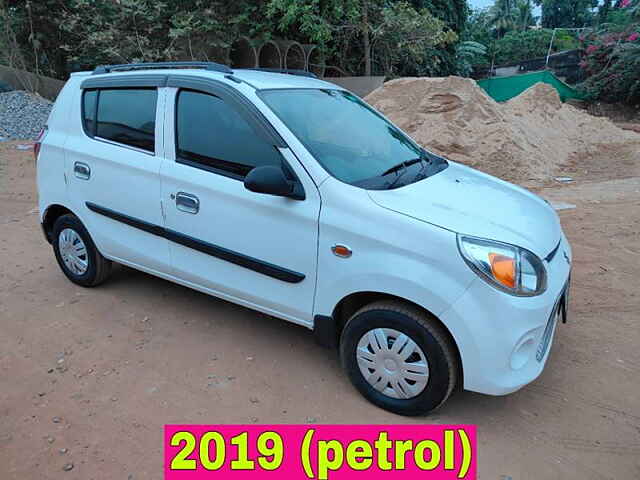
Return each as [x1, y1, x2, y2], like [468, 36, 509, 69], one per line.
[58, 228, 89, 275]
[356, 328, 429, 399]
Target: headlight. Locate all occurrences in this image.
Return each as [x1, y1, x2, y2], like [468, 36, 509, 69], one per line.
[457, 235, 547, 296]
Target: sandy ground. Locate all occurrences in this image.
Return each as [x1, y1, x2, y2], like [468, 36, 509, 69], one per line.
[1, 141, 639, 479]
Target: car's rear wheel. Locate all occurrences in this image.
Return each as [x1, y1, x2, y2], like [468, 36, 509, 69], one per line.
[340, 300, 458, 416]
[52, 214, 112, 287]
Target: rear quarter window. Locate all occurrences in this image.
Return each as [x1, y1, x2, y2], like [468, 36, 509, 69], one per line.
[82, 90, 97, 136]
[82, 88, 157, 153]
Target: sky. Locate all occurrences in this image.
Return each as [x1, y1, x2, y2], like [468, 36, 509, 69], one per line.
[469, 0, 494, 8]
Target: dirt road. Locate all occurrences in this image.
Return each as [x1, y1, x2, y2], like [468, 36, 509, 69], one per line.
[1, 141, 639, 479]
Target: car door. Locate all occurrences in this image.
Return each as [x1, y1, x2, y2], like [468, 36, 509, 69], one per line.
[65, 78, 171, 274]
[160, 78, 320, 325]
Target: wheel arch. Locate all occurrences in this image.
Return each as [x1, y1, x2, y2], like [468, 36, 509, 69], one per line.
[315, 290, 464, 386]
[42, 204, 74, 243]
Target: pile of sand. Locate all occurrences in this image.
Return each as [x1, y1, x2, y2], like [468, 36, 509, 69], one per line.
[365, 77, 639, 185]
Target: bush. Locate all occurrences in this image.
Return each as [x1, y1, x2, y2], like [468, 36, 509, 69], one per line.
[579, 27, 640, 105]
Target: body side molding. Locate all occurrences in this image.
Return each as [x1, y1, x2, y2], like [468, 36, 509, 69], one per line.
[85, 202, 305, 283]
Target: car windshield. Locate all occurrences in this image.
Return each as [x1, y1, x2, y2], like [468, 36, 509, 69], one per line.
[259, 88, 447, 189]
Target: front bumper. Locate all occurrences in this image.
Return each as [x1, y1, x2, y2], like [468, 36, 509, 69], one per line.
[441, 231, 572, 395]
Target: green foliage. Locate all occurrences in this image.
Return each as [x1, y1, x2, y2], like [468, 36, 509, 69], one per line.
[266, 0, 456, 76]
[265, 0, 351, 48]
[455, 40, 488, 76]
[599, 0, 640, 28]
[515, 0, 536, 30]
[486, 0, 537, 37]
[58, 0, 269, 67]
[408, 0, 469, 33]
[489, 0, 518, 36]
[374, 2, 458, 76]
[1, 0, 465, 79]
[60, 0, 181, 65]
[534, 0, 597, 28]
[493, 28, 579, 63]
[463, 7, 494, 45]
[2, 0, 69, 77]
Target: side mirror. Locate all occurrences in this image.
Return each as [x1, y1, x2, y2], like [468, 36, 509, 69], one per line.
[244, 165, 304, 200]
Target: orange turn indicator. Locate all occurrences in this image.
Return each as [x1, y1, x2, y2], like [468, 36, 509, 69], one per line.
[488, 253, 516, 289]
[332, 244, 352, 258]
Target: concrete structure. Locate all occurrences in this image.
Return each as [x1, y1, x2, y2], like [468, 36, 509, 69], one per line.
[304, 45, 325, 77]
[230, 36, 258, 69]
[276, 40, 306, 70]
[258, 41, 282, 69]
[0, 65, 64, 100]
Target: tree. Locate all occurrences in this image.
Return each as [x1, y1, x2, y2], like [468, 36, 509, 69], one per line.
[455, 40, 488, 75]
[463, 7, 494, 43]
[406, 0, 469, 33]
[58, 0, 265, 68]
[405, 0, 469, 76]
[2, 0, 70, 77]
[489, 0, 518, 37]
[373, 2, 457, 75]
[598, 0, 613, 24]
[516, 0, 536, 30]
[266, 0, 456, 76]
[534, 0, 597, 28]
[1, 0, 462, 80]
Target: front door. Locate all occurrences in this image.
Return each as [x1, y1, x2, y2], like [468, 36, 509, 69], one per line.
[160, 84, 320, 325]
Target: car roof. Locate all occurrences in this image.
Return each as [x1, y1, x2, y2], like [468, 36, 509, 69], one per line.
[231, 69, 339, 90]
[73, 68, 341, 92]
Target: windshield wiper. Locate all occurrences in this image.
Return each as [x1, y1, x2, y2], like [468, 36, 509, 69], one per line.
[381, 157, 423, 177]
[382, 156, 428, 189]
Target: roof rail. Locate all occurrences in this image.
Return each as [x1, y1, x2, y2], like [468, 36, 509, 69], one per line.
[92, 62, 233, 75]
[245, 68, 318, 79]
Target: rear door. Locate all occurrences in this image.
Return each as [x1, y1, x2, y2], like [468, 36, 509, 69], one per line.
[65, 77, 171, 274]
[160, 78, 320, 325]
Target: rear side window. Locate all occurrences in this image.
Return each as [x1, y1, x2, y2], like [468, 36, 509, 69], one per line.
[176, 90, 282, 178]
[82, 88, 157, 153]
[82, 90, 97, 136]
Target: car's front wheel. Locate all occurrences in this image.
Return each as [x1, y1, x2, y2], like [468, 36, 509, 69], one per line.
[52, 214, 112, 287]
[340, 300, 458, 416]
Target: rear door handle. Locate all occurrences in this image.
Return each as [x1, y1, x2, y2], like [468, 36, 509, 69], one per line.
[74, 162, 90, 180]
[175, 192, 199, 214]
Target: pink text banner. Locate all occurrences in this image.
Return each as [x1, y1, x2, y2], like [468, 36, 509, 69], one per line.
[165, 424, 476, 479]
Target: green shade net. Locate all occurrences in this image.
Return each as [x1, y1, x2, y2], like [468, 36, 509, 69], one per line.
[477, 70, 586, 102]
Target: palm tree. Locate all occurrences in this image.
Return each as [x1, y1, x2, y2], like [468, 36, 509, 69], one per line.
[456, 40, 488, 76]
[489, 0, 517, 37]
[516, 0, 535, 30]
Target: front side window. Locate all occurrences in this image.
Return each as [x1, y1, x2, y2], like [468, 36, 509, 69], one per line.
[88, 88, 157, 152]
[176, 90, 283, 178]
[260, 89, 447, 189]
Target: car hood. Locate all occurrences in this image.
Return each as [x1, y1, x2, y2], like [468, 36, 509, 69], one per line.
[367, 161, 561, 258]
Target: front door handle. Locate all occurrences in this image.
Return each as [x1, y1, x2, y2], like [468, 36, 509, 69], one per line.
[74, 162, 91, 180]
[175, 192, 199, 214]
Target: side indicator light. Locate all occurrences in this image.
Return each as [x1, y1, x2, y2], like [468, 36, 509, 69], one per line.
[332, 244, 352, 258]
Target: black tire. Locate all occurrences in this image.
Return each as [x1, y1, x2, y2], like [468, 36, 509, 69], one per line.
[340, 300, 458, 416]
[52, 214, 112, 287]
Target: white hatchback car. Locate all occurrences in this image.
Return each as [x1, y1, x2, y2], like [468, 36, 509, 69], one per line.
[36, 62, 571, 415]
